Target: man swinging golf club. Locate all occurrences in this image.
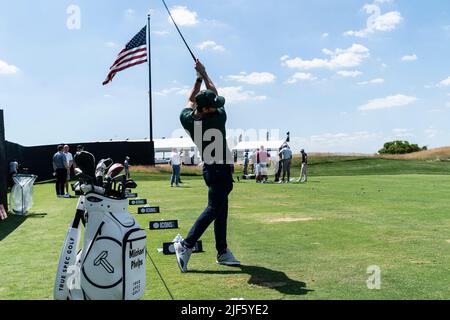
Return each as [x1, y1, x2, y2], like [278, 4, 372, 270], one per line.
[175, 60, 240, 272]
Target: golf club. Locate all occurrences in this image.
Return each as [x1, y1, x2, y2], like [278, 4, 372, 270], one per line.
[95, 158, 113, 187]
[161, 0, 197, 62]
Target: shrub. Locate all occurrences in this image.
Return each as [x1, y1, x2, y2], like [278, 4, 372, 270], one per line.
[378, 141, 426, 155]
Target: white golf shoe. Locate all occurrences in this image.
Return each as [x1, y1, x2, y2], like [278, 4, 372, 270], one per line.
[174, 236, 192, 273]
[217, 249, 241, 266]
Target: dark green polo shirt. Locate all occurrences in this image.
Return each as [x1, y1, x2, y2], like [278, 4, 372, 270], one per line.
[180, 107, 232, 164]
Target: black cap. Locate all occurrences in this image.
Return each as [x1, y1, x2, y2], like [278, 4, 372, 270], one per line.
[195, 89, 225, 111]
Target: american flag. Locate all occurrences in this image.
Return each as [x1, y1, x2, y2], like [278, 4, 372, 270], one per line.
[103, 26, 147, 85]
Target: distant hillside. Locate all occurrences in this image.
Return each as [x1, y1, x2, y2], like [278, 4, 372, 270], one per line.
[379, 147, 450, 161]
[130, 149, 450, 179]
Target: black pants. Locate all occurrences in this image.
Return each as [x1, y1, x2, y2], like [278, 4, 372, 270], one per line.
[282, 159, 291, 181]
[275, 160, 282, 182]
[184, 164, 234, 255]
[55, 168, 67, 196]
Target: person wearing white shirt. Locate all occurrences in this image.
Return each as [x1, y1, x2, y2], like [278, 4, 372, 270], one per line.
[63, 145, 73, 198]
[170, 149, 182, 187]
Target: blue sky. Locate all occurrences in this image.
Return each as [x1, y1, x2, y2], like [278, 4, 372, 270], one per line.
[1, 0, 450, 153]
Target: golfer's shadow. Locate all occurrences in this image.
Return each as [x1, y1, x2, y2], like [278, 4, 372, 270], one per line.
[190, 265, 313, 296]
[0, 212, 47, 241]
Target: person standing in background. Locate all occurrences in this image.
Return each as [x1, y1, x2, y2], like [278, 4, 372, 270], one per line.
[280, 145, 293, 183]
[63, 145, 73, 198]
[53, 145, 69, 198]
[252, 148, 259, 179]
[8, 159, 19, 188]
[169, 149, 181, 188]
[275, 146, 284, 183]
[299, 149, 308, 183]
[243, 151, 249, 176]
[257, 146, 270, 183]
[124, 156, 131, 179]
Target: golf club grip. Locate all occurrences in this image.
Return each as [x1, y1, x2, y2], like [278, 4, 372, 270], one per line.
[161, 0, 197, 61]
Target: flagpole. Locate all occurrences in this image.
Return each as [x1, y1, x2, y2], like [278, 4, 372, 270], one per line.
[147, 14, 155, 164]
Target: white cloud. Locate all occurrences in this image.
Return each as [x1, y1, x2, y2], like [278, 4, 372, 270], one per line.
[197, 41, 225, 52]
[391, 128, 414, 138]
[0, 60, 19, 75]
[105, 42, 118, 48]
[282, 44, 370, 70]
[437, 76, 450, 87]
[337, 70, 363, 78]
[155, 86, 189, 97]
[227, 72, 276, 85]
[218, 86, 267, 104]
[280, 55, 290, 61]
[321, 33, 329, 38]
[286, 73, 316, 84]
[125, 9, 135, 18]
[290, 131, 383, 153]
[153, 30, 169, 36]
[169, 6, 199, 26]
[310, 131, 380, 146]
[345, 4, 402, 38]
[428, 108, 444, 113]
[425, 127, 438, 138]
[357, 78, 385, 85]
[401, 54, 418, 62]
[359, 94, 417, 111]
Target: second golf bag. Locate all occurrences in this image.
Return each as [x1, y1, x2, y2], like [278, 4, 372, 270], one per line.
[54, 153, 146, 300]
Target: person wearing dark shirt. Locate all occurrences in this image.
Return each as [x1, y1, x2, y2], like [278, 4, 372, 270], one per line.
[124, 156, 131, 179]
[280, 145, 293, 183]
[299, 149, 308, 183]
[243, 151, 249, 176]
[175, 59, 240, 273]
[8, 160, 19, 188]
[53, 145, 69, 198]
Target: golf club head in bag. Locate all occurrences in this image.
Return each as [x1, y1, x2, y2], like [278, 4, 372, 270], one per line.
[74, 151, 96, 181]
[95, 158, 114, 186]
[107, 163, 125, 179]
[125, 179, 137, 189]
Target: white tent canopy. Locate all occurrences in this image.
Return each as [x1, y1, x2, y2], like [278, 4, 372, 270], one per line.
[153, 137, 196, 153]
[232, 140, 284, 152]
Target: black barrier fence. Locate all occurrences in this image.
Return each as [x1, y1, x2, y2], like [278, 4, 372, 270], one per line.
[5, 140, 155, 182]
[0, 110, 7, 211]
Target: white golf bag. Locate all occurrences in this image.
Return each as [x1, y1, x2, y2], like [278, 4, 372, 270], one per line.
[54, 188, 147, 300]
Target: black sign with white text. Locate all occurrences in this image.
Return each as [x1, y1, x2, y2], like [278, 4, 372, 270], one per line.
[150, 220, 179, 230]
[126, 193, 138, 199]
[129, 199, 147, 206]
[163, 241, 203, 255]
[138, 206, 160, 214]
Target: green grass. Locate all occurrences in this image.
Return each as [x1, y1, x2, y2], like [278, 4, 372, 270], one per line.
[1, 157, 450, 300]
